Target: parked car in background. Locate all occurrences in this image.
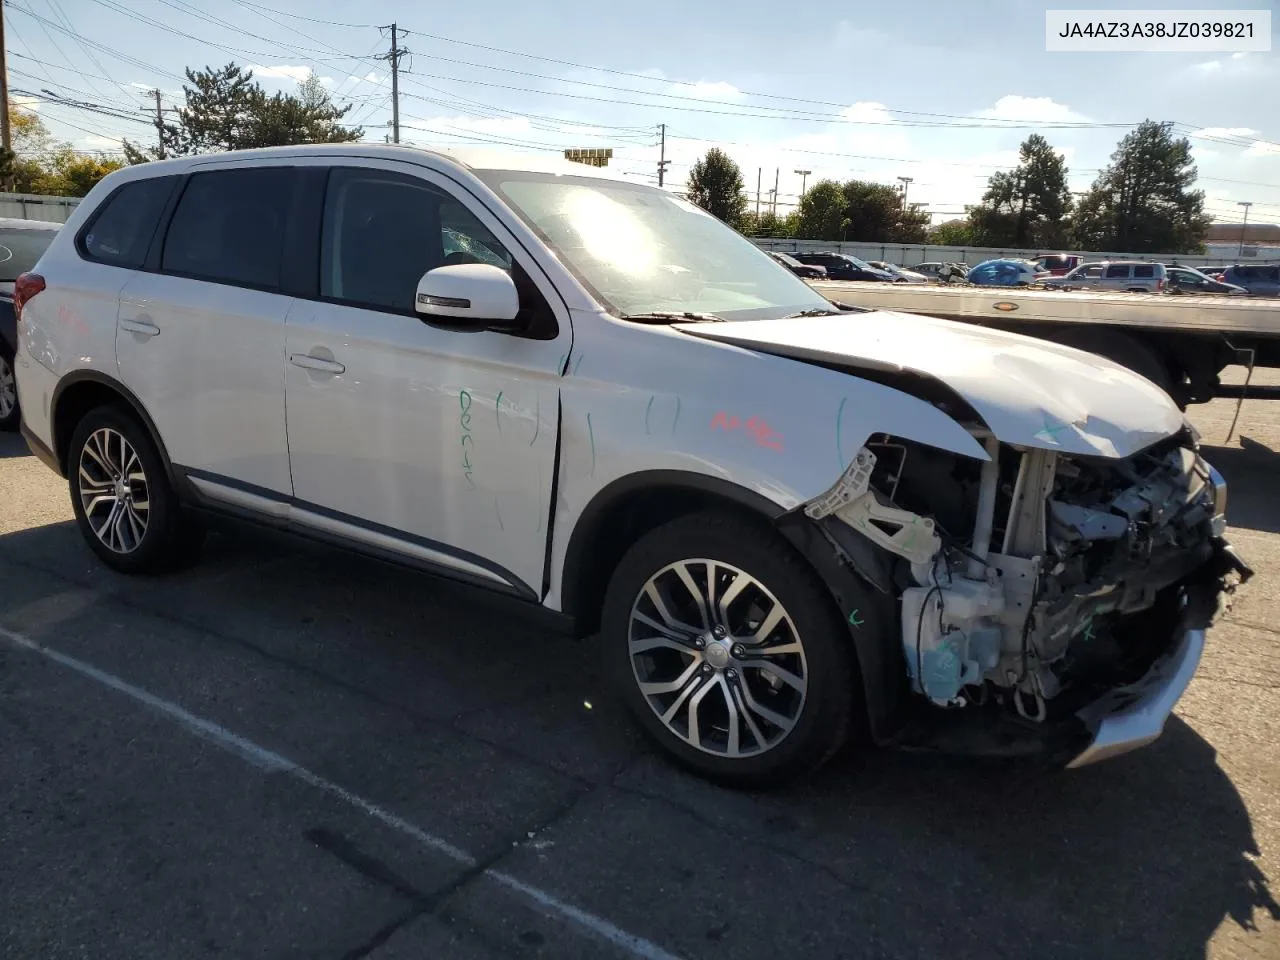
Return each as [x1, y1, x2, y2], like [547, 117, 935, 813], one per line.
[966, 258, 1049, 287]
[867, 261, 928, 283]
[767, 250, 826, 279]
[1222, 263, 1280, 296]
[1059, 260, 1167, 293]
[1166, 265, 1247, 296]
[911, 261, 970, 279]
[792, 252, 894, 282]
[1202, 266, 1229, 281]
[1031, 253, 1084, 276]
[0, 218, 61, 430]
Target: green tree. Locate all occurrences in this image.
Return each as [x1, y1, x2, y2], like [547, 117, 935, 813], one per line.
[741, 208, 792, 237]
[685, 148, 748, 227]
[1071, 120, 1211, 254]
[967, 134, 1072, 247]
[929, 219, 974, 245]
[842, 180, 928, 242]
[29, 148, 122, 197]
[123, 64, 363, 160]
[794, 179, 846, 240]
[3, 107, 120, 196]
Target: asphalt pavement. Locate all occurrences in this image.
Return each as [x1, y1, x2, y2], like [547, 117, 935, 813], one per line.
[2, 372, 1279, 960]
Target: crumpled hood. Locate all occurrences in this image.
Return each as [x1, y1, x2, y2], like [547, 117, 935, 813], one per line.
[675, 310, 1185, 459]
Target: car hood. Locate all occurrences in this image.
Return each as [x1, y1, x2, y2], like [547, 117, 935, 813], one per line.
[675, 311, 1185, 459]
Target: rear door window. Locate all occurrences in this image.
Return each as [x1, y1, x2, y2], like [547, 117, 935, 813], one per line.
[161, 168, 295, 290]
[1104, 264, 1130, 279]
[0, 226, 58, 281]
[79, 176, 177, 269]
[1132, 264, 1155, 278]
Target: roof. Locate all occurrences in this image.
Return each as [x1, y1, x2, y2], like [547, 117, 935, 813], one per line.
[1207, 222, 1280, 244]
[116, 142, 640, 185]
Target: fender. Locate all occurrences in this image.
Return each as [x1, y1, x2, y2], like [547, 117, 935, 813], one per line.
[49, 369, 178, 487]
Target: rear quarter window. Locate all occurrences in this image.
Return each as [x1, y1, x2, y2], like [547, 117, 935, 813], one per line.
[1104, 264, 1131, 279]
[79, 177, 178, 269]
[1132, 264, 1155, 278]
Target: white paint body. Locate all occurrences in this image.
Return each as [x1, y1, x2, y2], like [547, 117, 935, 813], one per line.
[16, 144, 1191, 608]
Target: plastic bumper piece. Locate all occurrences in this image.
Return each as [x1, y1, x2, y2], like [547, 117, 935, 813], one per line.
[1066, 625, 1204, 769]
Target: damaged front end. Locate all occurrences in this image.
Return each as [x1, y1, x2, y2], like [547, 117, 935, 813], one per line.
[803, 427, 1252, 767]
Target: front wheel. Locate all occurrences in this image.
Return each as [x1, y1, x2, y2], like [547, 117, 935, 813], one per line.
[601, 510, 863, 786]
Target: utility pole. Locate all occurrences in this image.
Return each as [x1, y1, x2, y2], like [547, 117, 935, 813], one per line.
[151, 89, 165, 159]
[657, 123, 669, 187]
[377, 23, 407, 144]
[1237, 201, 1253, 257]
[794, 169, 811, 200]
[772, 167, 779, 216]
[897, 176, 913, 209]
[0, 0, 11, 161]
[755, 168, 761, 218]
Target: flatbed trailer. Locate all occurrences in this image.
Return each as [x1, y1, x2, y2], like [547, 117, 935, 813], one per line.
[808, 280, 1280, 407]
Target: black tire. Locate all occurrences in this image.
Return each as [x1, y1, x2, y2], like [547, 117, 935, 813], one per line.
[0, 342, 19, 432]
[601, 509, 865, 787]
[67, 405, 203, 574]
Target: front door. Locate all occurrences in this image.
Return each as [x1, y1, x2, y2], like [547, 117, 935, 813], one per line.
[282, 161, 568, 597]
[116, 164, 297, 496]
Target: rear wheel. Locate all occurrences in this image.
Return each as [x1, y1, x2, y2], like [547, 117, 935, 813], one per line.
[68, 406, 203, 574]
[602, 510, 862, 786]
[0, 344, 19, 431]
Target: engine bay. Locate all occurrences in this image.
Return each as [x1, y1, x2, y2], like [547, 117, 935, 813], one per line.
[805, 428, 1233, 728]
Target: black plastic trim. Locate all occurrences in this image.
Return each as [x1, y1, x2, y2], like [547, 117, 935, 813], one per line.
[539, 395, 564, 601]
[559, 470, 787, 625]
[177, 466, 538, 602]
[20, 420, 61, 476]
[49, 370, 178, 485]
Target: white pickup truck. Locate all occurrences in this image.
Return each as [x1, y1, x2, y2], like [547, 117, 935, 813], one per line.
[808, 280, 1280, 408]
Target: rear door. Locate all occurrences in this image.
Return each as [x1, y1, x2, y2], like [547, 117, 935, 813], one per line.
[115, 162, 298, 497]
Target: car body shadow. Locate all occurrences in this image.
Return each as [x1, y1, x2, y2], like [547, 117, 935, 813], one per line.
[1202, 436, 1280, 535]
[1, 515, 1276, 959]
[0, 431, 30, 458]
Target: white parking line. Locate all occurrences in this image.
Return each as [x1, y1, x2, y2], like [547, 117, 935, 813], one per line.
[0, 625, 683, 960]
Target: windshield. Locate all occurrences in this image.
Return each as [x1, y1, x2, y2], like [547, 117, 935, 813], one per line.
[477, 171, 832, 321]
[0, 225, 58, 282]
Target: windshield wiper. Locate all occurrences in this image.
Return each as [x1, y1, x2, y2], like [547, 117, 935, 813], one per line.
[621, 311, 726, 323]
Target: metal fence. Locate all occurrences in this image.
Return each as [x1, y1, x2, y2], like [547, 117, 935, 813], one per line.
[750, 237, 1246, 270]
[0, 193, 82, 223]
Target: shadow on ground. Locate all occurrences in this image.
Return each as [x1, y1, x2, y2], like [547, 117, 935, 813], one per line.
[1, 514, 1276, 960]
[0, 431, 29, 458]
[1203, 436, 1280, 535]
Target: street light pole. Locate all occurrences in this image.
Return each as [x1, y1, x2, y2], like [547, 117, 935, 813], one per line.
[794, 169, 811, 200]
[1237, 201, 1253, 257]
[897, 176, 913, 209]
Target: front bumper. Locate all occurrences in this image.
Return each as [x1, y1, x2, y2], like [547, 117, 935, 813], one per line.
[1066, 626, 1204, 768]
[1067, 540, 1252, 768]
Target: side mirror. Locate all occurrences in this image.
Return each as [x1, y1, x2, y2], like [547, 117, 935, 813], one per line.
[415, 263, 520, 328]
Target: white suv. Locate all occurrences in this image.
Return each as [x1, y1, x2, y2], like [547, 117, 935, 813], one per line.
[14, 145, 1247, 785]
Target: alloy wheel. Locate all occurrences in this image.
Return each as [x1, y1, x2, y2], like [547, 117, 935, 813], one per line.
[628, 559, 808, 758]
[77, 427, 150, 554]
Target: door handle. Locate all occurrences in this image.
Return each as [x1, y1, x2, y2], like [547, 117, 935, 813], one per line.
[290, 353, 346, 375]
[120, 318, 160, 337]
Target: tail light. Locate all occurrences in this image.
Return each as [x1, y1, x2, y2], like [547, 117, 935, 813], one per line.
[13, 272, 46, 328]
[1157, 278, 1165, 292]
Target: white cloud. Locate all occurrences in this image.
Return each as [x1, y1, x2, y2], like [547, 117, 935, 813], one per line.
[977, 95, 1085, 123]
[350, 71, 387, 86]
[1231, 52, 1248, 60]
[12, 94, 41, 113]
[840, 101, 896, 124]
[410, 114, 535, 139]
[248, 64, 317, 84]
[1245, 141, 1280, 157]
[1192, 60, 1223, 73]
[1193, 126, 1258, 139]
[665, 80, 742, 101]
[81, 134, 123, 149]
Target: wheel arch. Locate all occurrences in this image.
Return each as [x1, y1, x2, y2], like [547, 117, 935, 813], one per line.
[559, 470, 908, 744]
[51, 371, 175, 484]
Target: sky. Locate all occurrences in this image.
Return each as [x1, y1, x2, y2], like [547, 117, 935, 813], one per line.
[7, 0, 1279, 225]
